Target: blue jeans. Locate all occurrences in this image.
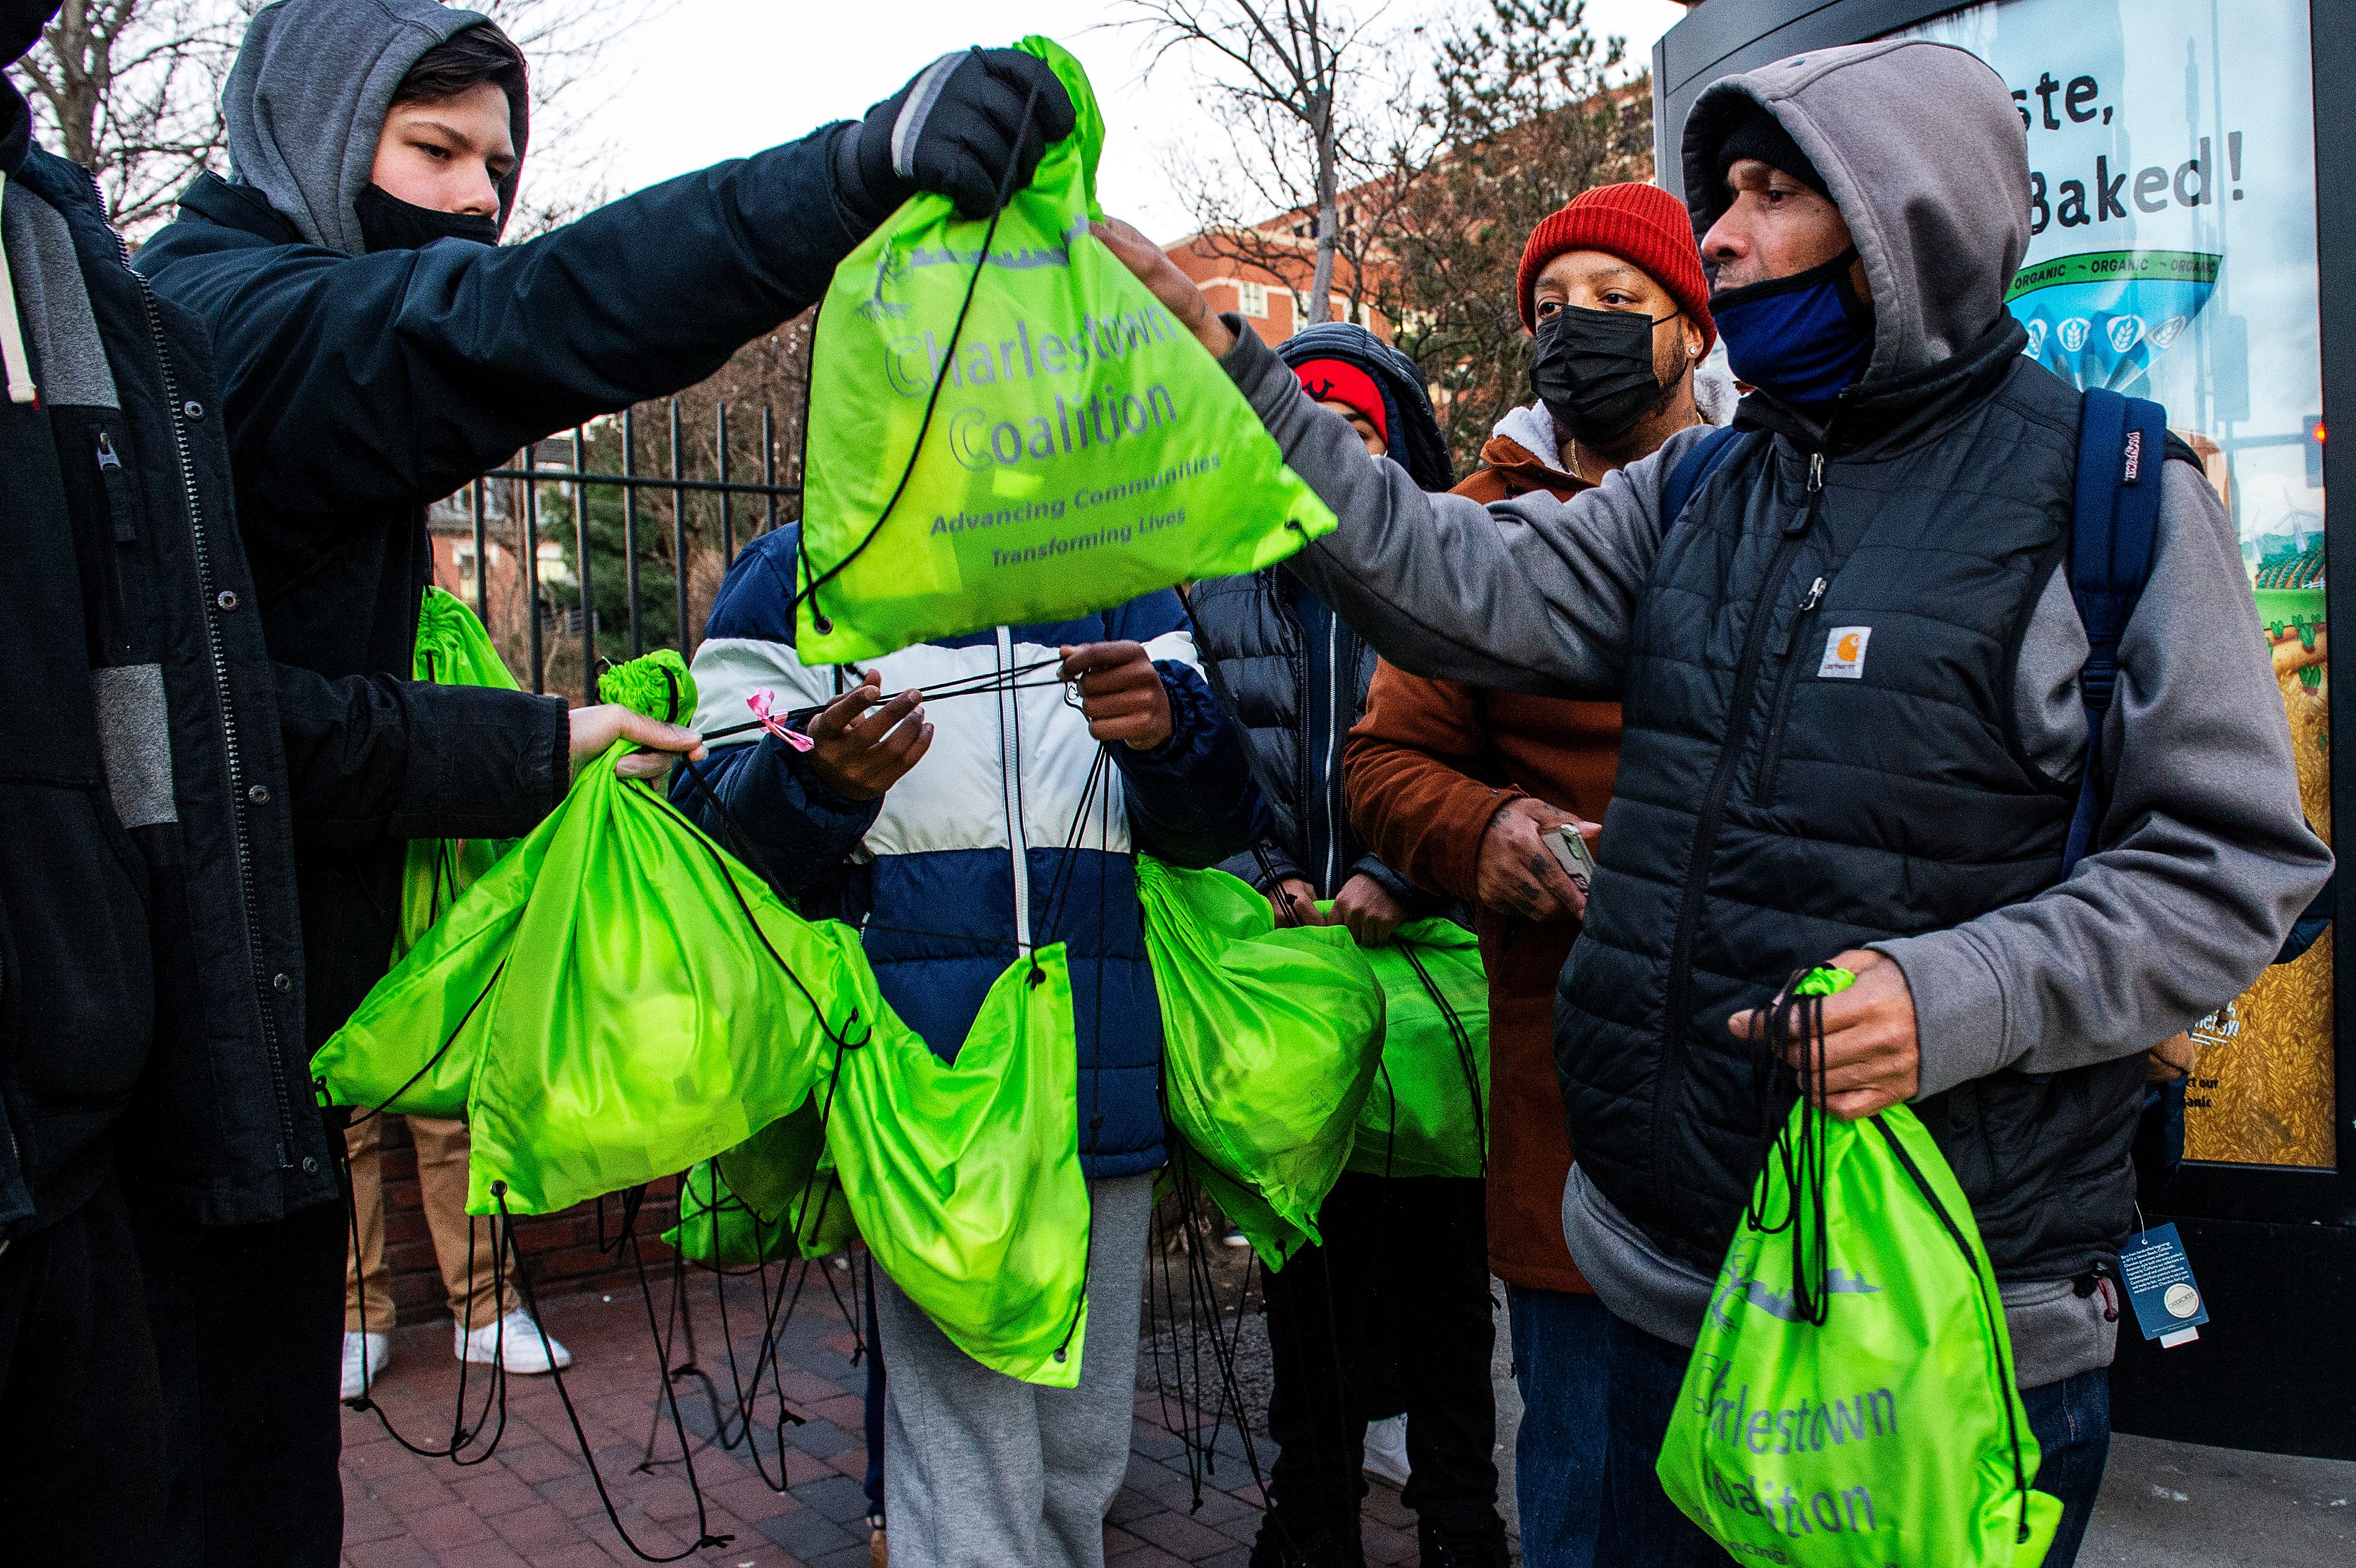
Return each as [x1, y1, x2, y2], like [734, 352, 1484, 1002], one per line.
[1592, 1310, 2111, 1566]
[1505, 1285, 1609, 1568]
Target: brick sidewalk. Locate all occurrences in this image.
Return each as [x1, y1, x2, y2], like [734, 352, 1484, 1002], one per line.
[337, 1258, 1417, 1568]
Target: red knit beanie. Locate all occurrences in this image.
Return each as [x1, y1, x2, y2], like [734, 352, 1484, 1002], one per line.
[1516, 181, 1715, 351]
[1292, 358, 1388, 443]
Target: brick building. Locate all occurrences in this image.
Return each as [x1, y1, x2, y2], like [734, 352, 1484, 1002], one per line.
[1162, 225, 1396, 347]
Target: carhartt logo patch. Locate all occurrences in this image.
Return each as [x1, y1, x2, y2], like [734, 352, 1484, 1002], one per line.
[1819, 626, 1871, 678]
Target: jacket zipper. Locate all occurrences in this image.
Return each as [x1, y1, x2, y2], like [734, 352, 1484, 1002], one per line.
[1650, 450, 1822, 1217]
[0, 944, 19, 1246]
[1755, 573, 1830, 801]
[1871, 1114, 2035, 1541]
[1323, 611, 1345, 890]
[127, 263, 298, 1162]
[1272, 572, 1312, 890]
[996, 626, 1033, 953]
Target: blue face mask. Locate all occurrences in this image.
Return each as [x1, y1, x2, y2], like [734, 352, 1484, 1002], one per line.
[1710, 247, 1873, 416]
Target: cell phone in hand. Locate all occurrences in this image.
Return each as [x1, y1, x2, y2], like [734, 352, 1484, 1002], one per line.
[1543, 821, 1597, 890]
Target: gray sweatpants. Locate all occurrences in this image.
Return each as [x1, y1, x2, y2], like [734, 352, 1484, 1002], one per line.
[875, 1173, 1153, 1568]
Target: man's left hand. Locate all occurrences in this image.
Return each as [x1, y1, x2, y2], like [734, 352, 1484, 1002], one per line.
[1330, 873, 1407, 946]
[1059, 641, 1174, 750]
[1727, 949, 1919, 1120]
[569, 703, 706, 781]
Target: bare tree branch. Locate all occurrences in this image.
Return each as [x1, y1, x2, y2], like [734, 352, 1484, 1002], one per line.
[1124, 0, 1410, 326]
[1378, 0, 1653, 467]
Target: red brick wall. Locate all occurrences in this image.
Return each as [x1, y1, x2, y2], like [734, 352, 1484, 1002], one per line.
[372, 1116, 682, 1326]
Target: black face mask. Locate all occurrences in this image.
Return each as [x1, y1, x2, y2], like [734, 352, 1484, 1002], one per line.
[1530, 304, 1678, 445]
[354, 183, 501, 254]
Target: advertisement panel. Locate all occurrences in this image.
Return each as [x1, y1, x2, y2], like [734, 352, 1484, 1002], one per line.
[1907, 1, 2333, 1167]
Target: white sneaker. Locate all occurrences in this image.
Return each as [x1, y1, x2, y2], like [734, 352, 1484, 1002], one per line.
[340, 1331, 390, 1399]
[454, 1309, 574, 1374]
[1363, 1413, 1412, 1488]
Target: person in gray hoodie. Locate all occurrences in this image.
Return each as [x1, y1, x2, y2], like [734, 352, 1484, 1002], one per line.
[130, 4, 1073, 1565]
[1096, 39, 2332, 1567]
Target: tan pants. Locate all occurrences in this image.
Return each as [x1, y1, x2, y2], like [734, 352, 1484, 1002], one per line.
[344, 1115, 515, 1334]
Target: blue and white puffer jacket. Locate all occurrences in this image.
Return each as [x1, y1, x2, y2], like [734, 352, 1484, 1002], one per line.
[673, 526, 1270, 1178]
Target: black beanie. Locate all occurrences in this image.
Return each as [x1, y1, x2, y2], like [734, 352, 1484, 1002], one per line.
[1714, 101, 1828, 197]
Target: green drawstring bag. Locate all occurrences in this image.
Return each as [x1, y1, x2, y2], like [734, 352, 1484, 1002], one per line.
[824, 946, 1092, 1387]
[667, 951, 1088, 1389]
[664, 1109, 860, 1268]
[397, 588, 521, 958]
[794, 35, 1337, 665]
[1657, 975, 2062, 1566]
[311, 652, 868, 1218]
[1346, 919, 1490, 1180]
[1136, 859, 1384, 1269]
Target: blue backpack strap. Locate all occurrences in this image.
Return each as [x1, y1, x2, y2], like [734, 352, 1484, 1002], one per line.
[1659, 425, 1748, 531]
[2062, 388, 2170, 873]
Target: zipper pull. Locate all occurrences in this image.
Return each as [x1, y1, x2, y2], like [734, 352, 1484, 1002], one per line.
[1807, 452, 1825, 493]
[1775, 577, 1829, 657]
[96, 430, 136, 544]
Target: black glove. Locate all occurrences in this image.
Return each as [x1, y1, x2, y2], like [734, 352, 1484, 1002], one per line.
[831, 47, 1077, 227]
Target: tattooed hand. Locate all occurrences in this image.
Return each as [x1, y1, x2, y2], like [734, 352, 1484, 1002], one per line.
[1474, 796, 1591, 923]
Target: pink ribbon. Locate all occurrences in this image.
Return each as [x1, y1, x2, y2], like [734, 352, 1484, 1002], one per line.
[749, 689, 814, 752]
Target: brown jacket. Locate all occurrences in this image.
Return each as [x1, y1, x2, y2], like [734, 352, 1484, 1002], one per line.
[1343, 431, 1621, 1294]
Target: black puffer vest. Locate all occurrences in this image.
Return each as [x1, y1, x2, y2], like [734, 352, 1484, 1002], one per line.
[1185, 568, 1378, 891]
[1558, 352, 2145, 1283]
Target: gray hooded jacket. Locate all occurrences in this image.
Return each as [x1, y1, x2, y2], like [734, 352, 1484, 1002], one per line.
[1225, 39, 2330, 1386]
[225, 0, 521, 255]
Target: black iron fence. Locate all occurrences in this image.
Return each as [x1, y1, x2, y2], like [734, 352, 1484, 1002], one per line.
[456, 397, 803, 703]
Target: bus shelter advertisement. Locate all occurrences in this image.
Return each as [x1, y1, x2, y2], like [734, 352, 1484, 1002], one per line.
[1909, 1, 2332, 1168]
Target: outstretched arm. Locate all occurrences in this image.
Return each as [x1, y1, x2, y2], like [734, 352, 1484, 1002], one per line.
[144, 48, 1076, 550]
[1089, 216, 1681, 699]
[274, 669, 699, 847]
[144, 127, 862, 547]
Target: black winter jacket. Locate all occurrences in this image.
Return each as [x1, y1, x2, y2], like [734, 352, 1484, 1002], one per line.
[0, 103, 536, 1229]
[134, 125, 869, 1046]
[1187, 570, 1411, 905]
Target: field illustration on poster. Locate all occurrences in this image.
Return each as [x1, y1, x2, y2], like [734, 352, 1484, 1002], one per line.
[1909, 0, 2333, 1168]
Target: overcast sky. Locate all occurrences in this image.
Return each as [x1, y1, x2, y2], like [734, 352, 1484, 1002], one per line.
[546, 1, 1690, 242]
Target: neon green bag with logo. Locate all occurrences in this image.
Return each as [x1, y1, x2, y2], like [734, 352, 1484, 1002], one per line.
[396, 588, 521, 957]
[1346, 918, 1490, 1180]
[1657, 976, 2061, 1566]
[1136, 859, 1383, 1270]
[310, 652, 864, 1217]
[823, 947, 1092, 1387]
[795, 35, 1336, 664]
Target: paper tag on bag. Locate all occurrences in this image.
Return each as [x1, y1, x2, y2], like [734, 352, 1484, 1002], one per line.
[2121, 1223, 2209, 1347]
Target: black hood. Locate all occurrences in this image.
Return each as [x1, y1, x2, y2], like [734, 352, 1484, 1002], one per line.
[223, 0, 524, 254]
[1279, 321, 1454, 493]
[0, 3, 61, 175]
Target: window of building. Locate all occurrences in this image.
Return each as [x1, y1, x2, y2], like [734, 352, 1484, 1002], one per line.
[1237, 281, 1269, 319]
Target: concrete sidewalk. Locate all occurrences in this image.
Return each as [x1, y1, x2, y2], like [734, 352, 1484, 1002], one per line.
[339, 1257, 2356, 1567]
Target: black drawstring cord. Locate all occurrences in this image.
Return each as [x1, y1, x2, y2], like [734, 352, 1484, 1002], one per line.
[1394, 939, 1488, 1177]
[695, 656, 1072, 745]
[493, 1182, 736, 1559]
[1753, 969, 1834, 1326]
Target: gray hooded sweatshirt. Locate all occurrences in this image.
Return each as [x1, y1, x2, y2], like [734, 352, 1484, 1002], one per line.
[1222, 39, 2331, 1387]
[225, 0, 521, 256]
